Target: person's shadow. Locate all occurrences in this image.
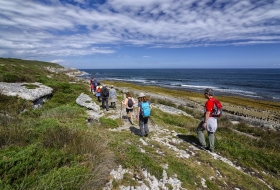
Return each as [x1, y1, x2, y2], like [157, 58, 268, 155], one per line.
[177, 134, 200, 145]
[129, 126, 141, 136]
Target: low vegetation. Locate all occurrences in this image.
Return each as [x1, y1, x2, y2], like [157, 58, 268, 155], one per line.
[0, 58, 279, 189]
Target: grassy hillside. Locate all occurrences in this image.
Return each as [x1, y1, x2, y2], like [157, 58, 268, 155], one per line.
[0, 58, 279, 189]
[0, 58, 115, 189]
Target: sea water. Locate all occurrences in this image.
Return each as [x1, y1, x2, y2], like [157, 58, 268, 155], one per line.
[78, 69, 280, 102]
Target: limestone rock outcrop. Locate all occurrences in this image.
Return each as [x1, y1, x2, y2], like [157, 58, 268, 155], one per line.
[0, 82, 53, 109]
[76, 93, 100, 112]
[0, 82, 53, 101]
[76, 93, 103, 121]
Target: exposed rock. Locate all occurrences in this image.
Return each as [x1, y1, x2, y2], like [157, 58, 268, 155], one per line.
[103, 165, 187, 190]
[76, 93, 104, 122]
[0, 82, 53, 101]
[0, 82, 53, 109]
[76, 93, 100, 112]
[45, 66, 85, 78]
[86, 110, 104, 122]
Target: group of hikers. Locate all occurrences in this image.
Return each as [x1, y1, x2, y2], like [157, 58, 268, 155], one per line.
[90, 76, 117, 111]
[90, 76, 220, 152]
[89, 76, 152, 137]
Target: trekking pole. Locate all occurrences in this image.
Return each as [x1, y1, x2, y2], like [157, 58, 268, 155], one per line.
[120, 101, 123, 119]
[120, 91, 126, 120]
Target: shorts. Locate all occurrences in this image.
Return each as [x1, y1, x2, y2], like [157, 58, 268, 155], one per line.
[206, 117, 217, 132]
[126, 108, 133, 113]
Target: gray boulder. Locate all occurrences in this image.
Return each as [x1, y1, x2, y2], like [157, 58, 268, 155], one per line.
[0, 82, 53, 101]
[0, 82, 53, 109]
[76, 93, 100, 112]
[76, 93, 103, 122]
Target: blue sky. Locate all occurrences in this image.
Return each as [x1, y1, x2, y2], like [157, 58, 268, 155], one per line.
[0, 0, 280, 69]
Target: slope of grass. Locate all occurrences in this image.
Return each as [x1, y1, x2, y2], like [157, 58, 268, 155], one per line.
[0, 58, 115, 189]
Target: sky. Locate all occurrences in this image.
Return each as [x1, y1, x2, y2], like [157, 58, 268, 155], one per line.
[0, 0, 280, 69]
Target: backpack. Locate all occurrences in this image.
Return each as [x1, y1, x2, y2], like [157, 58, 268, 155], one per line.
[141, 102, 151, 117]
[211, 98, 222, 117]
[127, 98, 133, 108]
[103, 88, 109, 98]
[97, 87, 101, 93]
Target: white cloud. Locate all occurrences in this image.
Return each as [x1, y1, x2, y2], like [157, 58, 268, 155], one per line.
[51, 59, 64, 63]
[0, 0, 279, 59]
[73, 0, 86, 5]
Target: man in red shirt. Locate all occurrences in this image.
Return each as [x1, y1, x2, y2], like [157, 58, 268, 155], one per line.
[197, 88, 217, 153]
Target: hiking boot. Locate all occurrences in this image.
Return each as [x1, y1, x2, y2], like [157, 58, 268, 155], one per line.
[144, 133, 149, 137]
[206, 146, 214, 153]
[199, 145, 207, 150]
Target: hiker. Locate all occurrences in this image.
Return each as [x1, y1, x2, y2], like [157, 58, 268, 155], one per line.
[101, 84, 109, 111]
[197, 88, 218, 153]
[122, 92, 135, 125]
[93, 78, 98, 92]
[109, 85, 117, 110]
[136, 92, 152, 137]
[89, 76, 94, 92]
[95, 83, 102, 102]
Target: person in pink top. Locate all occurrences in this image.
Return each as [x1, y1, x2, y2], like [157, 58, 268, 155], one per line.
[122, 92, 136, 125]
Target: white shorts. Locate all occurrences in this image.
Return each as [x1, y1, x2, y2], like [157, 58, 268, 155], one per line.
[206, 117, 217, 132]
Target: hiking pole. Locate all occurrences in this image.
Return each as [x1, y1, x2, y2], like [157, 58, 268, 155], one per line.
[120, 101, 123, 119]
[120, 91, 126, 120]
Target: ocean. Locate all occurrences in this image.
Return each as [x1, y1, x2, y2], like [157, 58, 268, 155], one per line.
[78, 69, 280, 102]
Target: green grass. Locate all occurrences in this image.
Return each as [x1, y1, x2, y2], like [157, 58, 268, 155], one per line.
[99, 117, 122, 129]
[21, 84, 40, 89]
[151, 108, 198, 128]
[0, 144, 83, 189]
[216, 126, 280, 175]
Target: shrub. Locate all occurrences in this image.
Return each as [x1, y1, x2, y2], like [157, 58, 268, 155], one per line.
[40, 105, 85, 122]
[0, 144, 79, 189]
[99, 117, 120, 129]
[0, 120, 34, 147]
[0, 93, 33, 117]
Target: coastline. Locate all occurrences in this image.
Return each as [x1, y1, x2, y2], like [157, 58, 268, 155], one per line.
[104, 80, 280, 131]
[65, 68, 280, 131]
[77, 68, 280, 103]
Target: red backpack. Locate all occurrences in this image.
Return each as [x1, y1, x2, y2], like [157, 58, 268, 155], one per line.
[211, 98, 222, 117]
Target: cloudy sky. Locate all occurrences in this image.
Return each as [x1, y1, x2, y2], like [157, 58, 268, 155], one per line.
[1, 0, 280, 69]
